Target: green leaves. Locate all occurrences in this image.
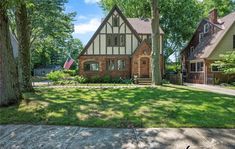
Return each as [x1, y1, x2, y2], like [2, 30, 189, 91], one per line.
[214, 51, 235, 75]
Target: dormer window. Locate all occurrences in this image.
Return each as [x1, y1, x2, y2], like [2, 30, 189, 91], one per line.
[204, 23, 210, 33]
[113, 16, 119, 27]
[199, 33, 204, 43]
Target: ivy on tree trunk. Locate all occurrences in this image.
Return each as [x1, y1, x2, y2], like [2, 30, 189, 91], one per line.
[151, 0, 162, 85]
[0, 5, 21, 106]
[15, 2, 33, 92]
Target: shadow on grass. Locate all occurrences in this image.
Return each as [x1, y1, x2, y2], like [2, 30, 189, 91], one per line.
[0, 85, 234, 128]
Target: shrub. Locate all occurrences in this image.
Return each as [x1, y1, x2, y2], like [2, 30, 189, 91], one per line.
[63, 69, 77, 76]
[103, 75, 112, 83]
[75, 76, 87, 84]
[47, 71, 65, 82]
[89, 76, 100, 83]
[121, 79, 133, 84]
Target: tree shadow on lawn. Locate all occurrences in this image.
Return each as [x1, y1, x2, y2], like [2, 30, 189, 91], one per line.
[0, 85, 234, 128]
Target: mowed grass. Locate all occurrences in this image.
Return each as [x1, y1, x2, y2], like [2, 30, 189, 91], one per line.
[0, 84, 234, 128]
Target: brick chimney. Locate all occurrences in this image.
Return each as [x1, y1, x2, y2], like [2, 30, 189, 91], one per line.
[209, 9, 218, 24]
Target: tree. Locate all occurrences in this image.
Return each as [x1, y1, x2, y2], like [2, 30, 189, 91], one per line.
[151, 0, 161, 85]
[202, 0, 235, 17]
[213, 52, 235, 75]
[0, 1, 21, 106]
[15, 0, 33, 92]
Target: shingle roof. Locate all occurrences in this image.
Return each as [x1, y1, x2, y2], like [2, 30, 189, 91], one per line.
[127, 18, 164, 34]
[187, 11, 235, 59]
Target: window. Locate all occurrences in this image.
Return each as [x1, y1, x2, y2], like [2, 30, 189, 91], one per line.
[211, 65, 221, 72]
[117, 59, 126, 70]
[120, 35, 125, 46]
[204, 23, 210, 33]
[199, 33, 204, 43]
[233, 35, 235, 49]
[190, 61, 204, 72]
[106, 34, 125, 47]
[113, 17, 119, 27]
[107, 35, 112, 46]
[190, 46, 194, 54]
[197, 62, 204, 72]
[84, 62, 99, 71]
[190, 63, 196, 72]
[113, 34, 119, 46]
[106, 59, 115, 71]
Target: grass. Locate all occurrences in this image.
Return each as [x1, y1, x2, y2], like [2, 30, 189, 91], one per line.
[0, 84, 234, 128]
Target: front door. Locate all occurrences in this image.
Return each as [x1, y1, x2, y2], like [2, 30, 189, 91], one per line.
[140, 57, 150, 78]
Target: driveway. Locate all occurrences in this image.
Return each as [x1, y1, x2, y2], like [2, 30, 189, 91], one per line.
[185, 83, 235, 96]
[0, 125, 234, 149]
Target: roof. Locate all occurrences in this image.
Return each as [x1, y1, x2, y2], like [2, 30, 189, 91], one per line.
[182, 11, 235, 59]
[127, 18, 164, 34]
[200, 11, 235, 58]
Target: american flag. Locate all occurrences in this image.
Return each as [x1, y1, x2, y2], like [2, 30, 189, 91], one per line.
[63, 58, 74, 69]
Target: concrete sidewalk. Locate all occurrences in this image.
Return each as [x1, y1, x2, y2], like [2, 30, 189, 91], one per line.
[0, 125, 234, 149]
[185, 83, 235, 96]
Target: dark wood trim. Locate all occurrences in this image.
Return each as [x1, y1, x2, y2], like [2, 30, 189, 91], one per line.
[99, 34, 101, 54]
[105, 24, 107, 55]
[92, 42, 94, 54]
[124, 24, 126, 54]
[131, 34, 133, 53]
[78, 5, 142, 58]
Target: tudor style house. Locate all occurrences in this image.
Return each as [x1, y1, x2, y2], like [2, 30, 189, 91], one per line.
[78, 5, 164, 79]
[181, 9, 235, 84]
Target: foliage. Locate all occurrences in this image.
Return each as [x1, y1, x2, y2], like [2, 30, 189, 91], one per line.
[202, 0, 235, 17]
[213, 51, 235, 75]
[166, 63, 181, 73]
[46, 71, 66, 82]
[74, 76, 88, 84]
[63, 69, 77, 76]
[103, 75, 112, 83]
[1, 85, 235, 128]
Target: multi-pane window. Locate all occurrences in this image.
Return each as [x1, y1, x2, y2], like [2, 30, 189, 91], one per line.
[106, 34, 125, 47]
[190, 63, 196, 72]
[107, 35, 112, 46]
[197, 62, 204, 72]
[84, 62, 99, 71]
[190, 61, 204, 72]
[204, 23, 210, 33]
[233, 35, 235, 49]
[106, 59, 115, 71]
[117, 59, 126, 70]
[113, 17, 119, 27]
[199, 33, 204, 43]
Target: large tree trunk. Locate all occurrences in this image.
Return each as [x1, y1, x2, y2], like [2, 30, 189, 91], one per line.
[0, 6, 21, 106]
[151, 0, 162, 85]
[15, 2, 33, 92]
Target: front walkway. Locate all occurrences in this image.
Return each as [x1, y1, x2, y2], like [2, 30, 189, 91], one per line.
[185, 83, 235, 96]
[0, 125, 234, 149]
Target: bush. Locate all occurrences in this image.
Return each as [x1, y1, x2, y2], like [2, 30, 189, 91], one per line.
[103, 75, 112, 83]
[75, 76, 87, 84]
[63, 69, 77, 76]
[47, 71, 65, 82]
[121, 79, 133, 84]
[89, 76, 100, 83]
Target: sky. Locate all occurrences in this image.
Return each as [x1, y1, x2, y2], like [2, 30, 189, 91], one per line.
[65, 0, 104, 45]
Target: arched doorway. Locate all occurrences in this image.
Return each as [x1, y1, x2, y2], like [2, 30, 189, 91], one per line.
[139, 57, 150, 78]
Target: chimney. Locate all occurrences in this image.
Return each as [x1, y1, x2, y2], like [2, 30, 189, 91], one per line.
[209, 9, 218, 24]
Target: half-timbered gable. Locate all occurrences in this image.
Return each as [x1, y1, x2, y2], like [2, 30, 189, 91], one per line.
[78, 5, 165, 80]
[81, 6, 141, 56]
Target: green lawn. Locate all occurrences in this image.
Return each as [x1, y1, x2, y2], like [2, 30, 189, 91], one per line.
[0, 85, 235, 128]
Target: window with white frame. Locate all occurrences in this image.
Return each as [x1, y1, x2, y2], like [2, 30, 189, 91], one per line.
[117, 59, 126, 70]
[190, 61, 204, 72]
[106, 59, 115, 71]
[84, 61, 99, 71]
[199, 33, 204, 43]
[204, 23, 210, 33]
[211, 64, 221, 72]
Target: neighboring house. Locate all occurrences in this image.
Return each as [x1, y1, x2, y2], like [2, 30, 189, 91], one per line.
[34, 65, 61, 76]
[78, 5, 164, 79]
[181, 9, 235, 84]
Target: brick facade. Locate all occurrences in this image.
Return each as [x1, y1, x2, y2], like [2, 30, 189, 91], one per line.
[79, 55, 131, 79]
